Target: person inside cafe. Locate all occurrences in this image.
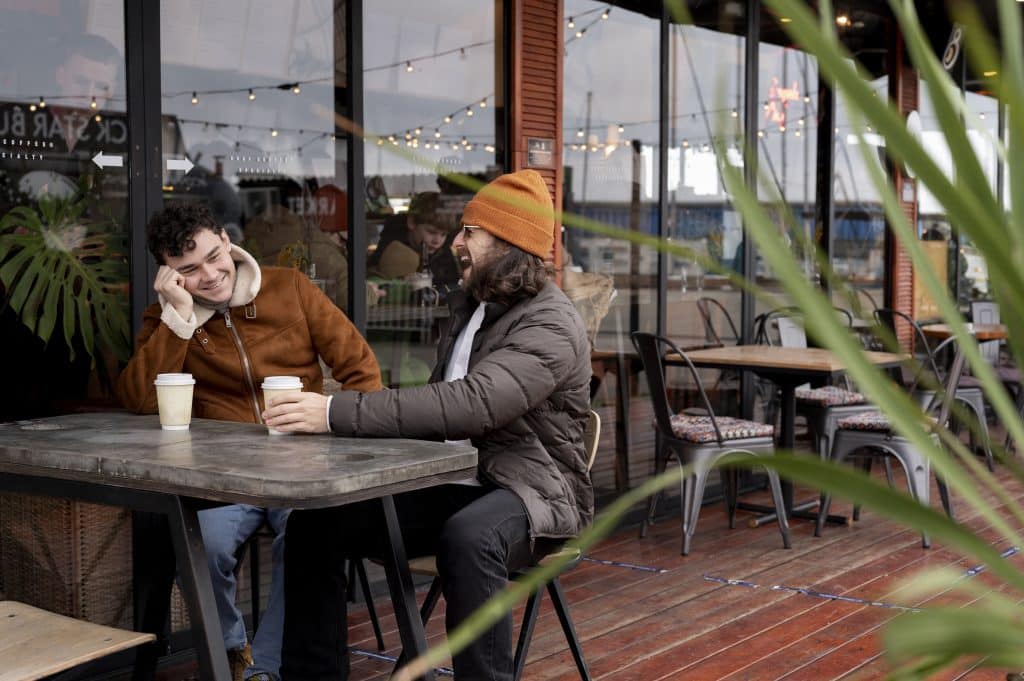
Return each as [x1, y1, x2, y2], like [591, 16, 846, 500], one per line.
[117, 202, 382, 681]
[369, 190, 461, 302]
[264, 169, 595, 681]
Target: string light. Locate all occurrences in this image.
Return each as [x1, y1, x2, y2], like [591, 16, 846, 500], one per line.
[461, 136, 468, 146]
[191, 92, 199, 105]
[730, 109, 738, 118]
[434, 129, 441, 138]
[248, 89, 255, 101]
[90, 96, 97, 109]
[38, 96, 46, 109]
[444, 115, 452, 123]
[576, 28, 585, 38]
[568, 17, 575, 28]
[601, 8, 610, 19]
[466, 107, 474, 116]
[577, 128, 585, 138]
[94, 114, 102, 122]
[682, 139, 689, 148]
[292, 83, 301, 94]
[405, 61, 414, 72]
[414, 126, 422, 135]
[29, 104, 36, 112]
[270, 128, 278, 137]
[479, 98, 487, 108]
[617, 123, 624, 133]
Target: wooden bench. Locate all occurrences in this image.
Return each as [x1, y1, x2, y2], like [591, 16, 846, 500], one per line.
[0, 600, 155, 681]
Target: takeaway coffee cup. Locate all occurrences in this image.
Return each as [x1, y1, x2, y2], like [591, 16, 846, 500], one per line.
[154, 373, 196, 431]
[262, 376, 303, 435]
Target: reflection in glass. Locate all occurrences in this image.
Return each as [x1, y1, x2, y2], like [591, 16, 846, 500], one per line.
[0, 3, 130, 420]
[160, 0, 350, 316]
[363, 2, 500, 388]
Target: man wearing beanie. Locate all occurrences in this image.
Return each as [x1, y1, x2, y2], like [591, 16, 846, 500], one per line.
[267, 169, 594, 681]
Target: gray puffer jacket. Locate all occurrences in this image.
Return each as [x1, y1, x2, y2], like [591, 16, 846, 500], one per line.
[328, 281, 594, 540]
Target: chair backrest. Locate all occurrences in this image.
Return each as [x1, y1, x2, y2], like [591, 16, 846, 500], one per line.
[776, 316, 808, 348]
[631, 331, 725, 443]
[583, 410, 601, 473]
[971, 300, 1001, 364]
[911, 335, 965, 427]
[875, 307, 931, 357]
[696, 297, 739, 347]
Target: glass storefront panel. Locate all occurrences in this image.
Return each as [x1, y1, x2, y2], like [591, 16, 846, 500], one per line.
[362, 1, 502, 388]
[831, 79, 887, 321]
[755, 41, 819, 323]
[160, 0, 349, 326]
[667, 13, 745, 353]
[563, 0, 658, 493]
[0, 2, 130, 420]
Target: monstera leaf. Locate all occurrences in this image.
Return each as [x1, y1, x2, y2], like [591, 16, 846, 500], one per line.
[0, 191, 130, 364]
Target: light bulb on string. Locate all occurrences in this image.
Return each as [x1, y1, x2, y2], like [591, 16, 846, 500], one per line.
[434, 129, 441, 138]
[271, 128, 278, 137]
[576, 128, 584, 138]
[479, 99, 486, 108]
[602, 8, 610, 19]
[414, 127, 422, 135]
[617, 123, 624, 133]
[29, 103, 36, 112]
[38, 96, 46, 109]
[248, 89, 255, 101]
[191, 92, 198, 105]
[731, 109, 738, 118]
[568, 17, 575, 28]
[461, 136, 468, 146]
[444, 115, 452, 123]
[405, 61, 413, 72]
[94, 114, 101, 122]
[90, 96, 97, 109]
[576, 29, 584, 38]
[292, 83, 301, 94]
[466, 107, 474, 117]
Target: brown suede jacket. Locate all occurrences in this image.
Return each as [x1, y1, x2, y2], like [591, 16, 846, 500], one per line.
[118, 245, 381, 422]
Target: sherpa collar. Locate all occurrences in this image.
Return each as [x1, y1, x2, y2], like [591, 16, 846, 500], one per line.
[158, 244, 262, 340]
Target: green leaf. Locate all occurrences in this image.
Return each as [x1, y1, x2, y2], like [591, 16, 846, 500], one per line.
[77, 291, 95, 362]
[62, 284, 77, 363]
[37, 260, 65, 346]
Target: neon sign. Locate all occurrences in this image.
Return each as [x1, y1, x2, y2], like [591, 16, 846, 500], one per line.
[764, 77, 800, 128]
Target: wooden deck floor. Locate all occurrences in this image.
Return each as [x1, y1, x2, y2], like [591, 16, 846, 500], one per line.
[344, 418, 1024, 681]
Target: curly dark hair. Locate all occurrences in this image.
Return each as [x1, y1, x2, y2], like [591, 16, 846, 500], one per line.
[465, 238, 551, 307]
[146, 203, 223, 264]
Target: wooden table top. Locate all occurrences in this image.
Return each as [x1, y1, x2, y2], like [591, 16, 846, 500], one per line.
[0, 413, 477, 509]
[678, 345, 905, 373]
[920, 323, 1008, 341]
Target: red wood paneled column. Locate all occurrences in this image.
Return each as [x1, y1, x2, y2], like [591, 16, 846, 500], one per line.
[887, 28, 917, 348]
[509, 0, 564, 271]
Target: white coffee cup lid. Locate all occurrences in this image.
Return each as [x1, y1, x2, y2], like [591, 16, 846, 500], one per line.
[262, 376, 302, 390]
[155, 373, 195, 386]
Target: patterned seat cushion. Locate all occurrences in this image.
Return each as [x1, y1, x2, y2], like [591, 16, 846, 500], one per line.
[836, 411, 891, 432]
[664, 414, 774, 443]
[795, 385, 867, 407]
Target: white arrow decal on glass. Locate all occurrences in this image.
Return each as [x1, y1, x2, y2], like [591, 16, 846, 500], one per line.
[167, 158, 194, 173]
[92, 152, 123, 168]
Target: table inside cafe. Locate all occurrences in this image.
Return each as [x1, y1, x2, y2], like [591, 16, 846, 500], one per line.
[0, 413, 477, 681]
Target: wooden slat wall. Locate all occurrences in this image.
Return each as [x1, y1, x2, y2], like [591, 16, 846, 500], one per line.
[510, 0, 564, 271]
[888, 32, 917, 349]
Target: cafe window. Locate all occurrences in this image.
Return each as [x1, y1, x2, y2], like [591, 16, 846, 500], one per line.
[362, 1, 503, 388]
[667, 7, 746, 356]
[159, 0, 351, 327]
[0, 2, 130, 421]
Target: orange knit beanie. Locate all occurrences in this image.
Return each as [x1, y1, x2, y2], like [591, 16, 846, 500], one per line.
[460, 169, 554, 258]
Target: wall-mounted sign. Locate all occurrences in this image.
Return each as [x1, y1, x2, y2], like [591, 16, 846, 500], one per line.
[942, 24, 963, 71]
[527, 137, 554, 168]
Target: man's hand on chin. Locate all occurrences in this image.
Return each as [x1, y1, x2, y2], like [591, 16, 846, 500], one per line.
[262, 391, 330, 433]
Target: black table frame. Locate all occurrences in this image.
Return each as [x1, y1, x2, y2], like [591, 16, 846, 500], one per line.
[0, 471, 440, 681]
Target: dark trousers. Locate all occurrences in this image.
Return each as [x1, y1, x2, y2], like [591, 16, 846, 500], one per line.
[280, 484, 533, 681]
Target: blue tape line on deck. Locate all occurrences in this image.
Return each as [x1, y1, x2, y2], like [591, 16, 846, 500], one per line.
[705, 548, 1020, 613]
[582, 556, 669, 573]
[350, 648, 455, 676]
[703, 574, 920, 612]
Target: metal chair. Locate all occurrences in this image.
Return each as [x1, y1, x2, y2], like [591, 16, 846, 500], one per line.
[393, 411, 602, 681]
[875, 308, 994, 470]
[631, 331, 791, 555]
[695, 297, 739, 348]
[815, 336, 961, 548]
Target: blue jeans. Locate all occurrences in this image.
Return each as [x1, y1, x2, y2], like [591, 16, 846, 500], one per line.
[198, 504, 290, 679]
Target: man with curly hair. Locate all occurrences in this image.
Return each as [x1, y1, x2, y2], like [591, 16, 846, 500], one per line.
[118, 202, 381, 681]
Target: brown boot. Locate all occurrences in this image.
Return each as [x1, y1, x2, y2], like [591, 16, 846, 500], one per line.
[227, 643, 253, 681]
